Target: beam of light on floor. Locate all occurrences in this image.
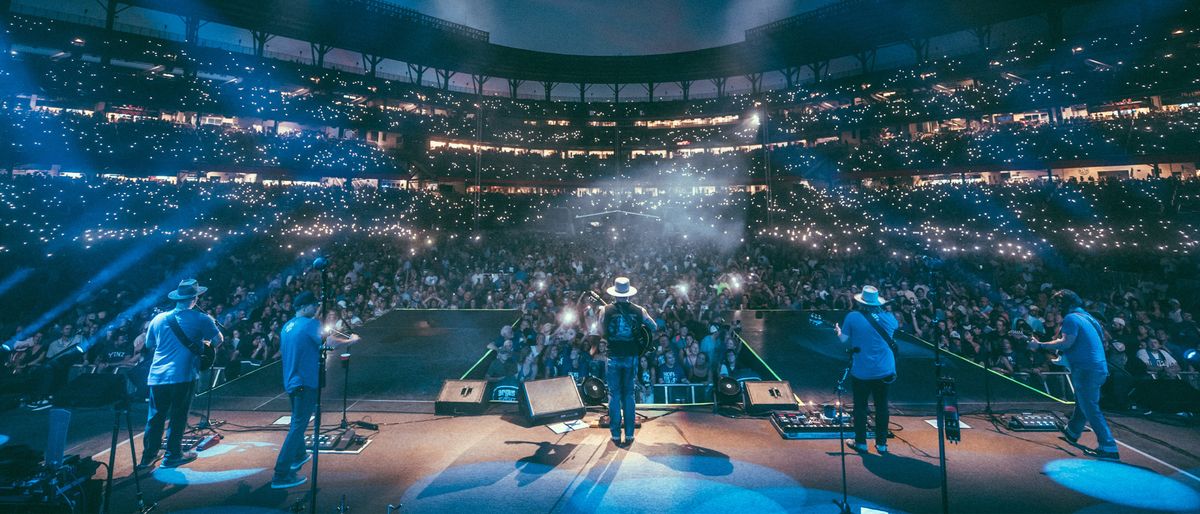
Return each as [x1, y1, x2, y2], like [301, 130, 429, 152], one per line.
[150, 441, 276, 485]
[1042, 458, 1200, 512]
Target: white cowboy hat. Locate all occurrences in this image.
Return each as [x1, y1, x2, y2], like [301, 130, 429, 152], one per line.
[606, 277, 638, 298]
[853, 285, 887, 306]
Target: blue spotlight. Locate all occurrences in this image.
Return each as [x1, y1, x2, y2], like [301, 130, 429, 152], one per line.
[1043, 459, 1200, 511]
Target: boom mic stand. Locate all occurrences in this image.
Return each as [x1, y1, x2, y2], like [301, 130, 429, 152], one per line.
[934, 340, 953, 514]
[194, 316, 229, 432]
[309, 257, 330, 514]
[833, 348, 856, 514]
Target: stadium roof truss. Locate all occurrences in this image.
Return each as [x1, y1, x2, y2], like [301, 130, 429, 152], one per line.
[114, 0, 1092, 86]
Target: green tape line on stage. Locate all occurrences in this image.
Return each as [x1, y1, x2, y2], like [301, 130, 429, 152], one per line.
[460, 312, 523, 380]
[461, 349, 494, 380]
[735, 332, 784, 382]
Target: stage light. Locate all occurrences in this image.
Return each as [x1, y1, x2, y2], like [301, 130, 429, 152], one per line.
[1185, 349, 1200, 367]
[581, 377, 607, 405]
[716, 376, 741, 405]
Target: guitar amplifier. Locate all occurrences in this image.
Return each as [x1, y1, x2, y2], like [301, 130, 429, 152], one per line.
[743, 381, 797, 414]
[435, 379, 489, 416]
[519, 377, 585, 426]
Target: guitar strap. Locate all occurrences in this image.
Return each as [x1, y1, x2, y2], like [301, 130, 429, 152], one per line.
[862, 312, 899, 354]
[167, 313, 205, 358]
[862, 311, 900, 383]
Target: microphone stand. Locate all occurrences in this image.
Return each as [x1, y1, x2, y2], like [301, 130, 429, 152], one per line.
[833, 348, 855, 514]
[934, 339, 950, 514]
[196, 315, 229, 431]
[332, 327, 352, 430]
[310, 262, 330, 514]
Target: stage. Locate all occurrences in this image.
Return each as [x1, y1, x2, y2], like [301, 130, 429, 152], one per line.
[69, 407, 1200, 513]
[1, 310, 1197, 513]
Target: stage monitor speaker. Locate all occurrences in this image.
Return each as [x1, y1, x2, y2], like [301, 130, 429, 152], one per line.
[435, 379, 489, 415]
[519, 376, 585, 425]
[1130, 378, 1200, 414]
[743, 380, 797, 414]
[715, 376, 741, 405]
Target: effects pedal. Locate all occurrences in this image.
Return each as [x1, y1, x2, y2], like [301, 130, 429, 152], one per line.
[1006, 412, 1062, 432]
[770, 410, 874, 440]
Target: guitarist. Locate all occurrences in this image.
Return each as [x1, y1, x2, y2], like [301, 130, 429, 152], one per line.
[835, 285, 897, 455]
[599, 277, 656, 447]
[140, 279, 223, 470]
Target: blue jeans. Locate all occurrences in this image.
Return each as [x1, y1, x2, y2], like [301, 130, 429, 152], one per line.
[1066, 368, 1117, 453]
[274, 386, 317, 477]
[144, 381, 195, 463]
[606, 356, 637, 439]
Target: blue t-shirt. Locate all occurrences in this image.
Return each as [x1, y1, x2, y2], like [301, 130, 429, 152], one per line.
[146, 308, 220, 386]
[281, 316, 323, 393]
[1060, 310, 1106, 372]
[658, 362, 686, 384]
[842, 310, 898, 380]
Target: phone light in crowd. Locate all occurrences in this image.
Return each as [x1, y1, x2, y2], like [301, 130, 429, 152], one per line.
[560, 309, 577, 325]
[676, 283, 689, 295]
[1185, 349, 1200, 367]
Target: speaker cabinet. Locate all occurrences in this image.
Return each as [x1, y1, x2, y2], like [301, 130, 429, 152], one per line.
[435, 379, 489, 415]
[743, 380, 797, 414]
[519, 376, 585, 425]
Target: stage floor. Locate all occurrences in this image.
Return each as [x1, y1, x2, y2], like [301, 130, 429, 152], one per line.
[66, 405, 1196, 514]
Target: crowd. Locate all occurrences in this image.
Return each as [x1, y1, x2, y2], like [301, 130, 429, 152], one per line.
[1, 12, 1195, 183]
[4, 103, 1199, 184]
[1, 174, 1198, 410]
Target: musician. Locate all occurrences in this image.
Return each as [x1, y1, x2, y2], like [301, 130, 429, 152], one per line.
[272, 291, 359, 489]
[1030, 289, 1119, 461]
[835, 285, 897, 455]
[139, 279, 223, 469]
[599, 277, 656, 447]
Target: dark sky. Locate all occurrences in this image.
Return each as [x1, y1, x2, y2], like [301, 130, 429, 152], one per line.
[386, 0, 835, 55]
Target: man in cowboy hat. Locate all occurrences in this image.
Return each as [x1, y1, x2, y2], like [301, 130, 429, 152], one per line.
[835, 285, 898, 454]
[271, 290, 359, 489]
[599, 277, 656, 447]
[139, 279, 223, 469]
